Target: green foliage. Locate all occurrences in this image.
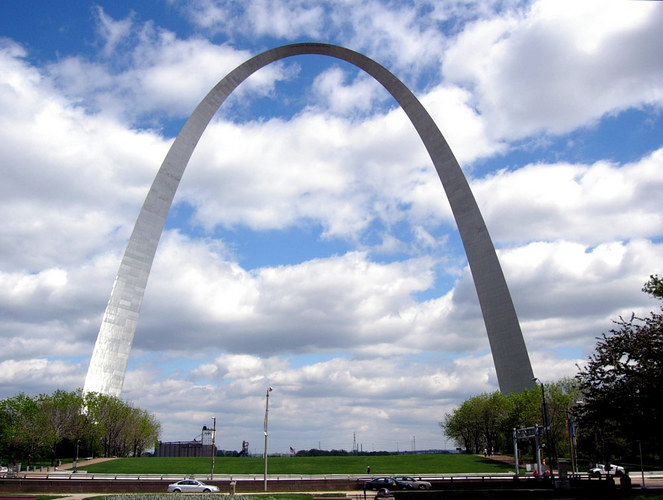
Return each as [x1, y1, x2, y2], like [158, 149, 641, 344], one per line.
[575, 302, 663, 465]
[441, 378, 581, 465]
[82, 453, 513, 474]
[83, 392, 160, 458]
[0, 389, 160, 465]
[443, 276, 663, 470]
[642, 274, 663, 300]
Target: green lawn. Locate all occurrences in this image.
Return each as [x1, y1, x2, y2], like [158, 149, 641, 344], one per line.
[82, 454, 514, 475]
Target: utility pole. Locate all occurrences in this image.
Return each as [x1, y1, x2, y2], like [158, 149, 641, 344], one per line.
[263, 387, 272, 492]
[534, 377, 556, 475]
[211, 417, 216, 480]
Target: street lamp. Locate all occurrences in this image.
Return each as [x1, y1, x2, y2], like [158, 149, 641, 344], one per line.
[533, 377, 556, 476]
[263, 387, 273, 492]
[74, 439, 80, 473]
[211, 417, 216, 480]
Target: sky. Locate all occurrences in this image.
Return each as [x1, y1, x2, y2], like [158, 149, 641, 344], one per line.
[1, 0, 662, 456]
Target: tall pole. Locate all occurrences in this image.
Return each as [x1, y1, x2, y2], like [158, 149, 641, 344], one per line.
[638, 440, 646, 489]
[566, 414, 576, 474]
[534, 378, 555, 476]
[74, 439, 80, 473]
[263, 387, 272, 492]
[513, 428, 519, 476]
[211, 417, 216, 480]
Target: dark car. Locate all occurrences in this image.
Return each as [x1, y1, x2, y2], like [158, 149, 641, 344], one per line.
[392, 475, 432, 489]
[364, 476, 399, 490]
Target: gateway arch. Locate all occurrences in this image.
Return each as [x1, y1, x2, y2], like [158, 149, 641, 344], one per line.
[84, 43, 534, 397]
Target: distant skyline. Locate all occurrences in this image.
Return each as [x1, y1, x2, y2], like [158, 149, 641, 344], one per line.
[1, 0, 662, 454]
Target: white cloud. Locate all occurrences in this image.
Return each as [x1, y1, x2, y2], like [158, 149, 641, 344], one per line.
[48, 15, 294, 121]
[0, 45, 170, 270]
[0, 359, 85, 395]
[178, 107, 442, 239]
[136, 233, 440, 355]
[95, 5, 134, 57]
[182, 0, 326, 39]
[310, 67, 385, 115]
[443, 0, 663, 139]
[473, 148, 663, 245]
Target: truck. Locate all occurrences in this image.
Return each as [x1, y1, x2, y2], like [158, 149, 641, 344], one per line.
[589, 463, 625, 477]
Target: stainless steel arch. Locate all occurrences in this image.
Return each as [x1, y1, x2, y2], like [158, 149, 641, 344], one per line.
[83, 43, 534, 397]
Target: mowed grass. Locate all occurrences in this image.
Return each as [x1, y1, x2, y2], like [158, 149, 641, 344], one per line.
[82, 454, 514, 475]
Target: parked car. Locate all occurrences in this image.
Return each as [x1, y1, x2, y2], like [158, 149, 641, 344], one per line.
[589, 464, 625, 477]
[364, 476, 400, 490]
[167, 479, 220, 493]
[392, 475, 432, 489]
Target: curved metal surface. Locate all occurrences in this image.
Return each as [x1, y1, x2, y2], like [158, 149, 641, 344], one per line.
[83, 43, 534, 397]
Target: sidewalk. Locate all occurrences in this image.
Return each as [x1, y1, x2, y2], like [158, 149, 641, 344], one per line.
[57, 458, 117, 470]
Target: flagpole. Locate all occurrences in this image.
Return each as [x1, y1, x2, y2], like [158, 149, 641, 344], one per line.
[263, 387, 272, 492]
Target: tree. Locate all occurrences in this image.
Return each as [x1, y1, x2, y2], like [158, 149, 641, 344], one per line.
[642, 274, 663, 301]
[37, 390, 85, 464]
[442, 378, 580, 464]
[0, 393, 45, 466]
[128, 408, 161, 457]
[0, 389, 160, 463]
[575, 277, 663, 466]
[442, 395, 486, 453]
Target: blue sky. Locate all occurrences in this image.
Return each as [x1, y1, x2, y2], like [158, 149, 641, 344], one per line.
[1, 0, 662, 455]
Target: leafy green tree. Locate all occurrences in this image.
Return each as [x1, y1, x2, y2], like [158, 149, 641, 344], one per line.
[83, 392, 161, 458]
[440, 398, 481, 453]
[1, 389, 160, 462]
[642, 274, 663, 300]
[0, 393, 45, 466]
[575, 276, 663, 466]
[442, 378, 580, 465]
[443, 392, 512, 454]
[37, 389, 85, 463]
[128, 408, 161, 457]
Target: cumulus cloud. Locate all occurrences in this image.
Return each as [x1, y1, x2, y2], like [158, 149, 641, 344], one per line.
[48, 10, 296, 122]
[136, 233, 439, 354]
[474, 148, 663, 245]
[443, 0, 663, 139]
[181, 0, 327, 39]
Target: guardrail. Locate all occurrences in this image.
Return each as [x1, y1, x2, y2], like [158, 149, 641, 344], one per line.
[5, 471, 663, 481]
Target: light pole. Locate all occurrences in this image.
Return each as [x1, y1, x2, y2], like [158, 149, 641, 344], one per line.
[638, 440, 646, 489]
[566, 412, 577, 474]
[263, 387, 273, 492]
[74, 439, 80, 473]
[533, 377, 556, 476]
[211, 417, 216, 480]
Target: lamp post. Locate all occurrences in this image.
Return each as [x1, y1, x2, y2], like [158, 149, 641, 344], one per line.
[74, 439, 80, 473]
[533, 377, 556, 476]
[263, 387, 273, 492]
[566, 412, 577, 474]
[211, 417, 216, 480]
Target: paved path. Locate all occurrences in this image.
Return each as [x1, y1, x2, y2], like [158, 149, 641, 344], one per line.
[57, 458, 117, 470]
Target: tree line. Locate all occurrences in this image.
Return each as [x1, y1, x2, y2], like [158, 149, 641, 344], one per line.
[0, 389, 160, 467]
[442, 274, 663, 468]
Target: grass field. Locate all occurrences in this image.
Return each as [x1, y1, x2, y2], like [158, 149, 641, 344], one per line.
[82, 454, 515, 475]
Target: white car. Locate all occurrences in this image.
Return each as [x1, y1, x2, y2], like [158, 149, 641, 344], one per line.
[589, 463, 625, 477]
[393, 476, 432, 489]
[167, 479, 220, 493]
